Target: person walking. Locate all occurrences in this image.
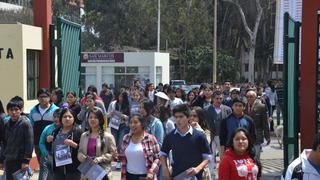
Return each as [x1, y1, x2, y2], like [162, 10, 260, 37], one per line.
[0, 97, 34, 180]
[245, 90, 270, 160]
[29, 88, 59, 180]
[161, 104, 212, 180]
[218, 128, 261, 180]
[121, 114, 161, 180]
[78, 107, 117, 179]
[51, 109, 83, 179]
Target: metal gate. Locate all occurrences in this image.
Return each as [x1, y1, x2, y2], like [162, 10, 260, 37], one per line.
[50, 17, 81, 95]
[283, 12, 300, 168]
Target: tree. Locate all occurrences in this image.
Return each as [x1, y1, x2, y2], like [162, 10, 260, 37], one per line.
[185, 46, 240, 83]
[222, 0, 263, 83]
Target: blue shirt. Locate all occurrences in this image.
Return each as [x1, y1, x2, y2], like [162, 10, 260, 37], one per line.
[308, 159, 320, 175]
[160, 127, 212, 179]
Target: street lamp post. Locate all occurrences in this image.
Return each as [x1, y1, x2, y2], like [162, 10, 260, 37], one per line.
[157, 0, 160, 52]
[213, 0, 217, 83]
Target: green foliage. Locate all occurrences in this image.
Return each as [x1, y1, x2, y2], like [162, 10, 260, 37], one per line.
[0, 8, 33, 24]
[185, 46, 240, 83]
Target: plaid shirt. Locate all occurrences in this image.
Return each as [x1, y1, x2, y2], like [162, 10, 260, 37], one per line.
[121, 132, 161, 180]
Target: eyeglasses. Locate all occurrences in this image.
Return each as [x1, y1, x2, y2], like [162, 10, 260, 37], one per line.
[191, 114, 198, 117]
[39, 95, 49, 98]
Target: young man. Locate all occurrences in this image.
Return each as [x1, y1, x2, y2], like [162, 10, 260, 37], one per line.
[99, 83, 113, 109]
[29, 88, 59, 180]
[219, 98, 256, 160]
[160, 104, 211, 180]
[0, 97, 34, 180]
[283, 132, 320, 179]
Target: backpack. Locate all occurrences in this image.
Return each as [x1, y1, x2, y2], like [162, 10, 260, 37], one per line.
[289, 162, 304, 180]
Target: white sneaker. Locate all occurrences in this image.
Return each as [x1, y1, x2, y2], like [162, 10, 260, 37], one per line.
[116, 162, 121, 169]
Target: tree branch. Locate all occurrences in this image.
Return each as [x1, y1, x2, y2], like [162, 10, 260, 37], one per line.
[253, 0, 263, 38]
[222, 0, 253, 38]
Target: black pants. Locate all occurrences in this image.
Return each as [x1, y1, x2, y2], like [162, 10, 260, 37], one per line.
[126, 172, 147, 180]
[5, 160, 22, 180]
[54, 171, 81, 180]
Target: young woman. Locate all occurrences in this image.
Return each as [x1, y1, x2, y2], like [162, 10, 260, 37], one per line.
[78, 92, 106, 131]
[218, 128, 261, 180]
[139, 99, 164, 147]
[176, 88, 186, 102]
[121, 115, 161, 180]
[78, 107, 117, 180]
[190, 106, 211, 142]
[66, 91, 81, 120]
[186, 90, 196, 107]
[190, 106, 211, 180]
[129, 90, 141, 116]
[51, 87, 68, 109]
[51, 108, 83, 179]
[107, 91, 130, 169]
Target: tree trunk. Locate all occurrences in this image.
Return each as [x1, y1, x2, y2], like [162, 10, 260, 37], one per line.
[248, 45, 255, 82]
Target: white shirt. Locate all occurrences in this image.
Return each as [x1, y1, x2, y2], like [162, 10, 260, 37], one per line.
[125, 141, 147, 175]
[169, 97, 183, 110]
[39, 106, 49, 116]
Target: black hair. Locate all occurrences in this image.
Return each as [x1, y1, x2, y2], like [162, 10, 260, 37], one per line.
[229, 128, 262, 177]
[141, 98, 154, 117]
[6, 96, 24, 110]
[102, 83, 109, 89]
[212, 91, 223, 98]
[176, 88, 186, 101]
[87, 85, 98, 94]
[59, 108, 76, 125]
[200, 83, 213, 91]
[159, 106, 170, 123]
[130, 114, 148, 130]
[37, 88, 51, 97]
[166, 86, 176, 94]
[0, 100, 4, 114]
[116, 91, 130, 116]
[192, 106, 208, 130]
[172, 104, 190, 118]
[53, 108, 62, 117]
[186, 90, 197, 102]
[66, 91, 77, 98]
[52, 87, 65, 105]
[232, 97, 245, 106]
[87, 107, 106, 151]
[312, 132, 320, 151]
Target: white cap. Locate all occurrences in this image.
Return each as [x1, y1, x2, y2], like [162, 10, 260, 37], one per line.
[155, 92, 170, 100]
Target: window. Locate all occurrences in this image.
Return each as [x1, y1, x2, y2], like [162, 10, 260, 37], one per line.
[115, 67, 125, 73]
[82, 67, 97, 90]
[156, 66, 162, 85]
[27, 50, 39, 100]
[126, 67, 138, 73]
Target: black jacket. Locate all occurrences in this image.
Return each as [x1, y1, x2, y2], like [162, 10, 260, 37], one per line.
[0, 115, 34, 164]
[50, 126, 83, 174]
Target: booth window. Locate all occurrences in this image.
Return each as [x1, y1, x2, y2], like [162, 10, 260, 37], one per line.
[156, 66, 162, 85]
[27, 50, 39, 100]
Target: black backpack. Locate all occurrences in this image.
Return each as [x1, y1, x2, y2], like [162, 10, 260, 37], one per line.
[282, 162, 304, 180]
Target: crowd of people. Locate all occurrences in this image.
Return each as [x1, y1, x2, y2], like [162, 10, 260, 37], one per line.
[0, 79, 286, 180]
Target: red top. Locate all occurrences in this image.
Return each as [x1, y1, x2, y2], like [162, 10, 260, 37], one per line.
[87, 138, 97, 157]
[219, 149, 259, 180]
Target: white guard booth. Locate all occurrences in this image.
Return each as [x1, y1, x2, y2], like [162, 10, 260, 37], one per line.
[81, 52, 170, 92]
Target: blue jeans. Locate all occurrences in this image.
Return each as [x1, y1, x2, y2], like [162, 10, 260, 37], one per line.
[111, 124, 129, 155]
[39, 156, 49, 180]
